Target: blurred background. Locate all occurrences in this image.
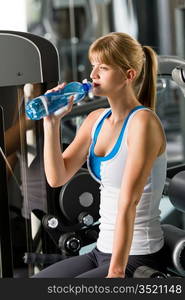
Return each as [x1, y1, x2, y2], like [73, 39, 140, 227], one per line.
[1, 0, 185, 278]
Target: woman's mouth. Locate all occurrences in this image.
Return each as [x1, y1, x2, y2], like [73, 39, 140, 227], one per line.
[93, 83, 100, 88]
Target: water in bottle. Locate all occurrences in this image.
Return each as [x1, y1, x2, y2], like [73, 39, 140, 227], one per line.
[25, 80, 92, 120]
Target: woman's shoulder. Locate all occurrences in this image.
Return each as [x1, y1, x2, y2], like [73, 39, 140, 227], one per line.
[86, 108, 108, 124]
[127, 108, 164, 138]
[79, 108, 108, 135]
[129, 108, 162, 129]
[127, 108, 166, 153]
[88, 108, 108, 118]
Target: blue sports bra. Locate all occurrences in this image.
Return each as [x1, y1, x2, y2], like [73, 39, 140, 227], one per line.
[88, 105, 145, 181]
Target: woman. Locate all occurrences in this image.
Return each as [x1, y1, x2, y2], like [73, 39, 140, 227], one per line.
[33, 32, 167, 278]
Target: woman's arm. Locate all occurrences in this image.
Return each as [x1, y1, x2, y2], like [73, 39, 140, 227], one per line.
[43, 104, 104, 187]
[107, 110, 165, 277]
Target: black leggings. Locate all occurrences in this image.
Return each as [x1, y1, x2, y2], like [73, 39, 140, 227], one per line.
[32, 245, 168, 278]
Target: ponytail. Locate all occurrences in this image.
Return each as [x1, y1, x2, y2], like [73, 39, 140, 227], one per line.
[137, 46, 158, 111]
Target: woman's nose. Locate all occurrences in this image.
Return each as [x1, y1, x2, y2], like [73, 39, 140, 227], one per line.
[90, 67, 99, 79]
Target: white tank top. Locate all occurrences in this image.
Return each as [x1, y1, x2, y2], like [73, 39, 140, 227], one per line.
[87, 107, 167, 254]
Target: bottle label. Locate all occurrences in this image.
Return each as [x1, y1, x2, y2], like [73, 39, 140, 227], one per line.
[40, 96, 49, 116]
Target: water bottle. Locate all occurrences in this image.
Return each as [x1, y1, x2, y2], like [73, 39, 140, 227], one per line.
[25, 80, 92, 120]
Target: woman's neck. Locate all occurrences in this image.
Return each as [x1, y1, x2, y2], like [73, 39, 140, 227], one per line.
[107, 89, 141, 124]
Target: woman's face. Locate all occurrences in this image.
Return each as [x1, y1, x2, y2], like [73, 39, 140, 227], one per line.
[90, 59, 127, 97]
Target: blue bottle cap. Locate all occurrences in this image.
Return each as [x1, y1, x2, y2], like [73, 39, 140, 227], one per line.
[82, 82, 92, 93]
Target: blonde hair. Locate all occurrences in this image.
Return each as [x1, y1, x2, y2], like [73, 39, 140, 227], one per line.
[88, 32, 158, 110]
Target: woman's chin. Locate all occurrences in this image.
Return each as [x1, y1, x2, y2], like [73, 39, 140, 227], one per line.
[92, 89, 105, 97]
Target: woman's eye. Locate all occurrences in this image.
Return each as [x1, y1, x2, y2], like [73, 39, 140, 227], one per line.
[100, 66, 108, 70]
[91, 65, 108, 70]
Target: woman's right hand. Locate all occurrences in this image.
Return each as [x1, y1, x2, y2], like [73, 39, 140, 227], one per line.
[43, 82, 74, 123]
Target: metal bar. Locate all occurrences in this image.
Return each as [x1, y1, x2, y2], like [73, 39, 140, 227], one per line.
[0, 106, 13, 277]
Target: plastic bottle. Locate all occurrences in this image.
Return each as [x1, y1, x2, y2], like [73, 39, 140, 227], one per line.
[25, 80, 92, 120]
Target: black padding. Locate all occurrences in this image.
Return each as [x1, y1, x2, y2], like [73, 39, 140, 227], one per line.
[168, 171, 185, 213]
[59, 169, 100, 223]
[167, 164, 185, 179]
[133, 266, 167, 278]
[162, 224, 185, 276]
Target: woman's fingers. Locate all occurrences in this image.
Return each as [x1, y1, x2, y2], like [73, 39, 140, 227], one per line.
[67, 95, 74, 111]
[43, 84, 74, 120]
[53, 95, 74, 117]
[45, 82, 67, 94]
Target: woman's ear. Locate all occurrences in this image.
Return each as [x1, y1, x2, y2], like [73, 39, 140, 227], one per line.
[126, 69, 137, 82]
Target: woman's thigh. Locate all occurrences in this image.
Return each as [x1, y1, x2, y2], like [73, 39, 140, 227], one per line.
[32, 253, 96, 278]
[76, 263, 109, 278]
